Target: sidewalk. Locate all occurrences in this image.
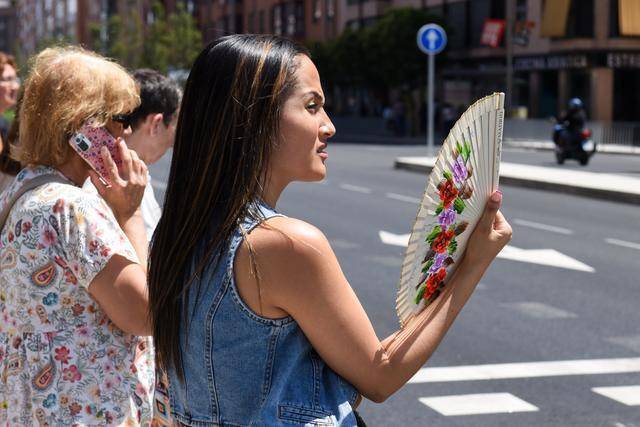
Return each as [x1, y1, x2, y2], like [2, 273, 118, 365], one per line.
[395, 156, 640, 205]
[505, 138, 640, 156]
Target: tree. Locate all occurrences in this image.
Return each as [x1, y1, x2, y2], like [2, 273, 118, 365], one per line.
[166, 2, 203, 71]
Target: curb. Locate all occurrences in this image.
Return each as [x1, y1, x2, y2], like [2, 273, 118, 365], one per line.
[395, 158, 640, 206]
[504, 139, 640, 156]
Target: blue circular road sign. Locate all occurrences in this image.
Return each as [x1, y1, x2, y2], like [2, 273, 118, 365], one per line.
[417, 24, 447, 55]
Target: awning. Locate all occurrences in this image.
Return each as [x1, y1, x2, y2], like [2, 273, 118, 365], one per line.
[619, 0, 640, 36]
[540, 0, 571, 37]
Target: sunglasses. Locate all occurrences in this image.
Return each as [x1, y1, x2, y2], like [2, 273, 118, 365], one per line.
[112, 114, 132, 128]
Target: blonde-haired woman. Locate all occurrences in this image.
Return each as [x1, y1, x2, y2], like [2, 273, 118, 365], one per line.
[0, 47, 153, 425]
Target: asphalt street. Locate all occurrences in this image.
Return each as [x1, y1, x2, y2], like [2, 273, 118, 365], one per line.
[150, 144, 640, 426]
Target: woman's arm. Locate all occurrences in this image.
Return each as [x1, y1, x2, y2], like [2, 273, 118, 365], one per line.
[87, 140, 151, 335]
[236, 191, 511, 403]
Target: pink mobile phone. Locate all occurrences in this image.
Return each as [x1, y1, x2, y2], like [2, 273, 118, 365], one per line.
[69, 119, 123, 184]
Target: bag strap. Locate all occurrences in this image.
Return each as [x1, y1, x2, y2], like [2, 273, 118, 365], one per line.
[0, 174, 70, 232]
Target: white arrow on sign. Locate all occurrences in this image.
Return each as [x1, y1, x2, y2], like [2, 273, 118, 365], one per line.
[426, 30, 439, 50]
[378, 231, 595, 273]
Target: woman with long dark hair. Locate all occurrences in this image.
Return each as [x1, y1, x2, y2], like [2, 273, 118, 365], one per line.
[149, 35, 511, 426]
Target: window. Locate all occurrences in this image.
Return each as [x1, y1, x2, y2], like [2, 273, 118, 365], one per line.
[327, 0, 335, 19]
[272, 5, 283, 35]
[313, 0, 322, 21]
[565, 0, 593, 38]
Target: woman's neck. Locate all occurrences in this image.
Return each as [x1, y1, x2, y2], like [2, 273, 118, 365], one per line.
[57, 156, 90, 186]
[261, 175, 288, 209]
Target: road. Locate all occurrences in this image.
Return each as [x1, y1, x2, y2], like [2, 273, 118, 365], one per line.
[150, 144, 640, 426]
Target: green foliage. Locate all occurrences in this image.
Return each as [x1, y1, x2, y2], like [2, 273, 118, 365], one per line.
[421, 258, 434, 273]
[453, 198, 465, 214]
[426, 225, 442, 244]
[447, 238, 458, 255]
[311, 8, 447, 91]
[415, 284, 427, 304]
[98, 1, 202, 74]
[443, 170, 453, 181]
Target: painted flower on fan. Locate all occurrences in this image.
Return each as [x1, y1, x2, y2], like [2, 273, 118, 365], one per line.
[438, 178, 459, 208]
[438, 208, 456, 229]
[431, 229, 455, 253]
[428, 253, 447, 274]
[424, 268, 447, 299]
[453, 155, 468, 183]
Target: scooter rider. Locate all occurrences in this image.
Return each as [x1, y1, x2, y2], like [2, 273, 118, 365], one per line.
[559, 98, 586, 146]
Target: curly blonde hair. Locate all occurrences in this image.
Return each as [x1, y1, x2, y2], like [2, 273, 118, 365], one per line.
[13, 46, 140, 167]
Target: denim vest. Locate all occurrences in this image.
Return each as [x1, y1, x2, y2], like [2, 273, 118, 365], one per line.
[167, 201, 360, 426]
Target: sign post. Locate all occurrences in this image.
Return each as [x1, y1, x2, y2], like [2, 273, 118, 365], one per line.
[417, 24, 447, 156]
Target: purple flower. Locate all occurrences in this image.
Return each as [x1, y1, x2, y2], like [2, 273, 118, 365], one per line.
[453, 155, 468, 184]
[438, 208, 456, 229]
[428, 253, 447, 274]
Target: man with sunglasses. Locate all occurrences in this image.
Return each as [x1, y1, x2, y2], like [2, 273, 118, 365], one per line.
[88, 69, 181, 239]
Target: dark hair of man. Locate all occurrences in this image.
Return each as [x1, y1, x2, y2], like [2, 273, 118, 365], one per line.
[128, 68, 181, 128]
[148, 35, 308, 380]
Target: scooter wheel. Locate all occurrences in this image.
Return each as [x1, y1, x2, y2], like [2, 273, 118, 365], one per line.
[556, 152, 565, 165]
[579, 155, 589, 166]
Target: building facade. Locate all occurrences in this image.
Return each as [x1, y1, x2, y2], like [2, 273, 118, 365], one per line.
[416, 0, 640, 123]
[196, 0, 339, 44]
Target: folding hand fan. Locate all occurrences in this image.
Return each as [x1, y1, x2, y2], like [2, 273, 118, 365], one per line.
[396, 92, 505, 327]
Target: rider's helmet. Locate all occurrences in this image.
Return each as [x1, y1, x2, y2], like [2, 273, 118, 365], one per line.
[568, 97, 583, 110]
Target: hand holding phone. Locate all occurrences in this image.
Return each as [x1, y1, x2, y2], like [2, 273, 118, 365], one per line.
[69, 120, 123, 185]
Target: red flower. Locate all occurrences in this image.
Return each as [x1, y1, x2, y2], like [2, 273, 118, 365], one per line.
[62, 365, 82, 382]
[438, 179, 459, 209]
[55, 346, 71, 364]
[431, 230, 455, 253]
[7, 232, 13, 242]
[69, 402, 82, 416]
[65, 270, 78, 285]
[89, 240, 99, 254]
[100, 247, 110, 257]
[423, 268, 447, 300]
[22, 222, 32, 234]
[71, 303, 85, 316]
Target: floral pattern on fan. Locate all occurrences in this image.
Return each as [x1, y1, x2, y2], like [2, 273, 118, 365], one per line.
[415, 141, 474, 304]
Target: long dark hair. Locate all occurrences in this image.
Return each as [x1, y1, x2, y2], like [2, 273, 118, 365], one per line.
[148, 35, 308, 378]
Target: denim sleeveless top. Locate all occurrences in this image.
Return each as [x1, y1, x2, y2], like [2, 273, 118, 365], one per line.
[167, 201, 360, 426]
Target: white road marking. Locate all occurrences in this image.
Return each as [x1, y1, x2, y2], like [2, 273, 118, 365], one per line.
[498, 245, 595, 272]
[385, 193, 421, 204]
[379, 231, 410, 247]
[501, 302, 578, 319]
[605, 238, 640, 251]
[378, 231, 594, 272]
[592, 386, 640, 406]
[514, 218, 573, 235]
[339, 183, 372, 194]
[419, 393, 538, 416]
[408, 357, 640, 384]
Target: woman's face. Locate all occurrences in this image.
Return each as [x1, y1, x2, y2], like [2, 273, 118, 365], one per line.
[271, 55, 335, 184]
[0, 65, 18, 112]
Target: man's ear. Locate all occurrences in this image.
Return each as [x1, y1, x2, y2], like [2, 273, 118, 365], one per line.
[149, 113, 164, 136]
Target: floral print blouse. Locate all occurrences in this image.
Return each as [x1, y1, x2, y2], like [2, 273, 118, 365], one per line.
[0, 166, 154, 426]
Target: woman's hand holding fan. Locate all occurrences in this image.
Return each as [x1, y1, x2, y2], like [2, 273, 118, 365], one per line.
[396, 93, 509, 327]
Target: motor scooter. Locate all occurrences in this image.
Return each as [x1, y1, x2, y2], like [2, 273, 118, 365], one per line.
[552, 121, 596, 166]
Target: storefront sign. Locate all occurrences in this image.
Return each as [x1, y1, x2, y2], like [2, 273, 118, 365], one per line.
[514, 54, 588, 70]
[607, 52, 640, 68]
[481, 19, 506, 48]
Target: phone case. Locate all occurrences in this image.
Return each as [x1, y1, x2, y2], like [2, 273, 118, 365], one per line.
[69, 120, 122, 184]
